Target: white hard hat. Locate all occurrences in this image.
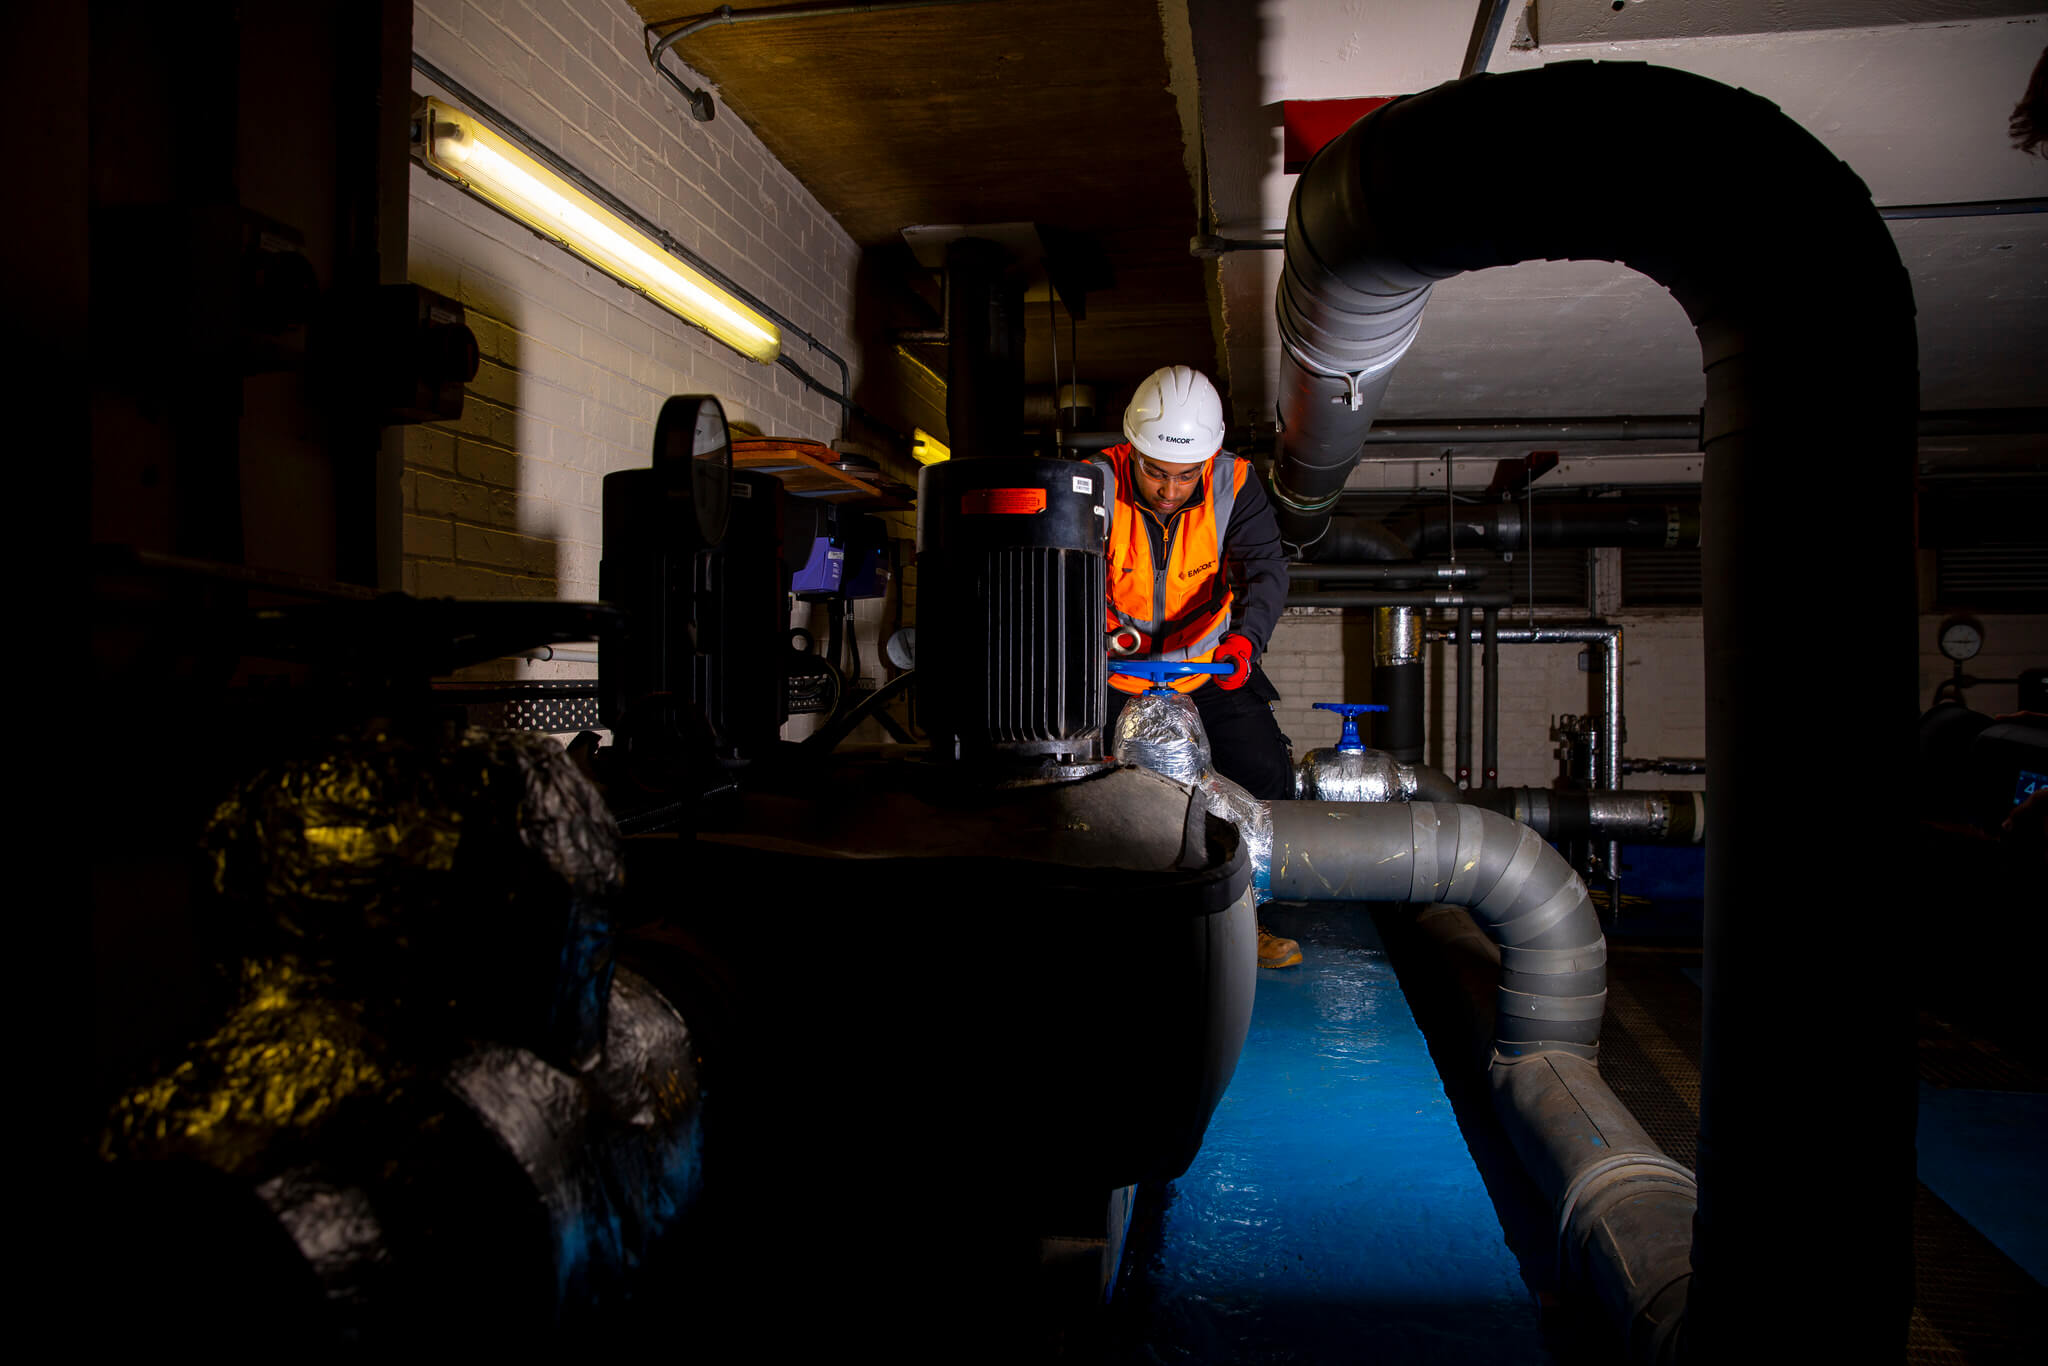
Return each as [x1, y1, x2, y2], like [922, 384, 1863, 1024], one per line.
[1123, 365, 1224, 464]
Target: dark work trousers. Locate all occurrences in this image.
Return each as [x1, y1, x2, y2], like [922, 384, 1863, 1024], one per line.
[1105, 663, 1294, 800]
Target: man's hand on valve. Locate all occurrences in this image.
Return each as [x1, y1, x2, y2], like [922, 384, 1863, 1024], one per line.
[1214, 633, 1254, 690]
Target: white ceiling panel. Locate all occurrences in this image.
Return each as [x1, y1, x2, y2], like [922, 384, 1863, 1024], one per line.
[1198, 2, 2047, 444]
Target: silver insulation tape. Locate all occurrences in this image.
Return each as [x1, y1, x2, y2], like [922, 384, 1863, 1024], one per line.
[1115, 693, 1273, 902]
[1198, 770, 1274, 906]
[1296, 747, 1404, 802]
[1113, 691, 1210, 786]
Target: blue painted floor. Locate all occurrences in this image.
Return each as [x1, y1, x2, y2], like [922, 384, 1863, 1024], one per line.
[1915, 1084, 2048, 1285]
[1106, 918, 1552, 1364]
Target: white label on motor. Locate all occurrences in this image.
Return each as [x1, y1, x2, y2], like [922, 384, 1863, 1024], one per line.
[1072, 476, 1093, 494]
[730, 483, 753, 497]
[828, 549, 844, 560]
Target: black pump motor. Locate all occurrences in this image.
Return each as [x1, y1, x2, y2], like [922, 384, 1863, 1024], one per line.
[600, 395, 788, 769]
[916, 455, 1109, 764]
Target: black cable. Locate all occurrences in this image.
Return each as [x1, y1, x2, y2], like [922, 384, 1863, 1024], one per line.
[802, 669, 917, 753]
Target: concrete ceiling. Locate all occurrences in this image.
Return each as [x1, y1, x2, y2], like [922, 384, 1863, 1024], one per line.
[626, 0, 2046, 462]
[1202, 0, 2048, 462]
[627, 0, 1217, 414]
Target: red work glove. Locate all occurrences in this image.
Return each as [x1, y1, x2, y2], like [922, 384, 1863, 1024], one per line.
[1214, 633, 1254, 690]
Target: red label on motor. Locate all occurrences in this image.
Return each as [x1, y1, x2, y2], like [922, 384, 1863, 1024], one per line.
[960, 488, 1048, 515]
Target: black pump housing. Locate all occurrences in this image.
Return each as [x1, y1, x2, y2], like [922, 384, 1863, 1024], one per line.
[917, 456, 1109, 762]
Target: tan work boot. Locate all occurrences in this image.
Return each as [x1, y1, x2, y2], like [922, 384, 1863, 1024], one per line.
[1257, 924, 1303, 969]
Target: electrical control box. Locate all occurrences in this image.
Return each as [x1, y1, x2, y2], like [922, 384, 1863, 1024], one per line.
[788, 502, 888, 598]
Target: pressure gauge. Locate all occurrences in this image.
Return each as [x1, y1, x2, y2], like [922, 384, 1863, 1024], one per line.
[652, 393, 732, 547]
[1938, 617, 1983, 663]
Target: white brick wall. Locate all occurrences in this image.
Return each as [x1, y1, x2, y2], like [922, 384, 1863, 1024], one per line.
[1267, 605, 2048, 789]
[1918, 613, 2046, 717]
[402, 0, 861, 683]
[1264, 608, 1711, 790]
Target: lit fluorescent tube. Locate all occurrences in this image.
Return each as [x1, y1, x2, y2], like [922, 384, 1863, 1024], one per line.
[912, 428, 951, 464]
[420, 97, 781, 364]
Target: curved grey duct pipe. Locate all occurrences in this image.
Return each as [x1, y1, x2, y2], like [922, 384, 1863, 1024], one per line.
[1267, 800, 1695, 1362]
[1274, 63, 1918, 1360]
[1270, 802, 1607, 1057]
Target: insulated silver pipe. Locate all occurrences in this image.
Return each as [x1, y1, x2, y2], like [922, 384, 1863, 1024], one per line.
[1477, 788, 1707, 845]
[1373, 606, 1421, 665]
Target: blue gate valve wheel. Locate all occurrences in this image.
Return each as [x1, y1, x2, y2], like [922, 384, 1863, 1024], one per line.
[1113, 658, 1236, 695]
[1313, 701, 1389, 752]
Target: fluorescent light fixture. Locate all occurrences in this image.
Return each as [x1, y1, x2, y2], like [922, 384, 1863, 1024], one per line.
[419, 97, 781, 364]
[912, 428, 951, 465]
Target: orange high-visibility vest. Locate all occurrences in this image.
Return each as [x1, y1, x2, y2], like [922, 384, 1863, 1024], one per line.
[1092, 443, 1249, 695]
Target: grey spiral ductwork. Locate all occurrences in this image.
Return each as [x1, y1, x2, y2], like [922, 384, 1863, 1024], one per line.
[1274, 61, 1918, 1360]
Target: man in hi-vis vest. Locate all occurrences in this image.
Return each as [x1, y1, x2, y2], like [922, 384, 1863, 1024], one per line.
[1094, 366, 1301, 969]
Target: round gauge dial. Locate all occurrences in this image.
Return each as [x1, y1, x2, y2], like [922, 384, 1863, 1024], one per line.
[653, 394, 732, 546]
[1938, 617, 1983, 662]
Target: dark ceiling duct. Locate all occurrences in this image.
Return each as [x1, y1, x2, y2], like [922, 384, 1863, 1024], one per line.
[1308, 500, 1702, 562]
[1275, 63, 1919, 1360]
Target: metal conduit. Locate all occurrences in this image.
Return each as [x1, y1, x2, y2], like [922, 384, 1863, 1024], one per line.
[1435, 624, 1624, 890]
[1287, 561, 1489, 583]
[1335, 406, 2042, 445]
[1285, 589, 1512, 609]
[1469, 787, 1708, 845]
[645, 1, 1000, 123]
[411, 54, 878, 445]
[1273, 62, 1919, 1360]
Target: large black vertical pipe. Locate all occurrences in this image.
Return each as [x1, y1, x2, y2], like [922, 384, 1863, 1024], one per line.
[1482, 606, 1499, 789]
[944, 236, 1024, 461]
[1271, 63, 1918, 1358]
[1455, 601, 1473, 788]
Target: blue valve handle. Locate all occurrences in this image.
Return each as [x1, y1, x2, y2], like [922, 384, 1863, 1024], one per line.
[1314, 701, 1388, 751]
[1113, 658, 1234, 694]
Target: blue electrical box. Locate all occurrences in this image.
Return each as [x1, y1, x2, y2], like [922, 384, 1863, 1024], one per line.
[788, 502, 887, 598]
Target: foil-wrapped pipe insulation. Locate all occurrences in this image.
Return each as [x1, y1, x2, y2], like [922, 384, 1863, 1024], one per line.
[1293, 746, 1459, 805]
[97, 726, 705, 1344]
[1196, 769, 1274, 906]
[1115, 691, 1272, 902]
[1113, 689, 1210, 786]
